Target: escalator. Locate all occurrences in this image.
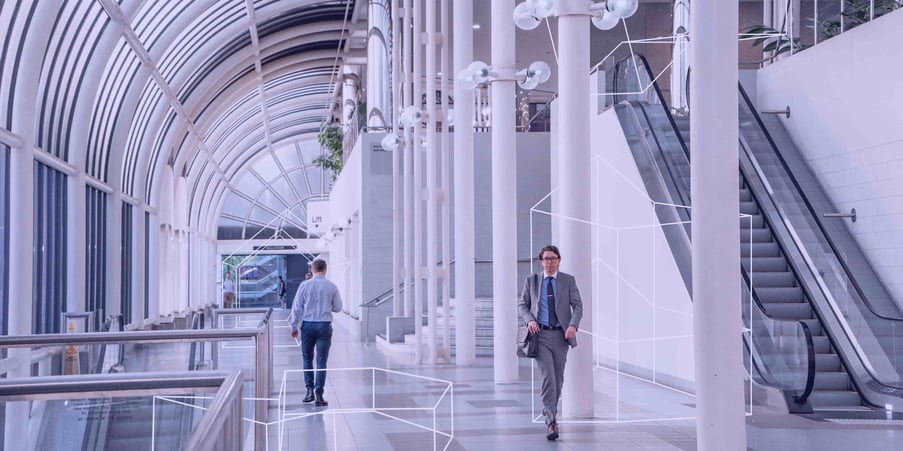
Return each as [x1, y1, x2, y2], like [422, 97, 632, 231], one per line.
[612, 54, 903, 413]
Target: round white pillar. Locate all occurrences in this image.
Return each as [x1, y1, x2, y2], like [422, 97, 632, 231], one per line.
[690, 0, 748, 448]
[557, 11, 594, 419]
[491, 0, 518, 384]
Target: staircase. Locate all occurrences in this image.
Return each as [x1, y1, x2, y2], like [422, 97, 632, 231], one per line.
[375, 298, 497, 358]
[671, 115, 865, 411]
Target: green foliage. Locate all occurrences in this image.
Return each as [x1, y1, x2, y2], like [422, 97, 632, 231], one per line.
[743, 24, 803, 60]
[814, 0, 902, 39]
[313, 125, 344, 180]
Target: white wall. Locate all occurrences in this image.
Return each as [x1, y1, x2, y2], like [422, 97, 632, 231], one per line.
[591, 107, 695, 388]
[757, 8, 903, 303]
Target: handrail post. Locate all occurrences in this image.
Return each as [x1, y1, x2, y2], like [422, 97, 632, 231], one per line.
[255, 326, 268, 450]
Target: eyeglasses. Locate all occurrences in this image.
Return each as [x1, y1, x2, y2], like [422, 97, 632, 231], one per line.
[540, 257, 559, 262]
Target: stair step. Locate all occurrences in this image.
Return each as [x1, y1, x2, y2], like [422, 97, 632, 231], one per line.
[743, 257, 788, 272]
[815, 353, 841, 372]
[755, 286, 803, 303]
[808, 390, 862, 409]
[741, 242, 781, 258]
[813, 372, 852, 391]
[762, 302, 811, 320]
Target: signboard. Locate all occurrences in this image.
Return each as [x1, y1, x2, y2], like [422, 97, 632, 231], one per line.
[306, 200, 330, 236]
[252, 245, 297, 251]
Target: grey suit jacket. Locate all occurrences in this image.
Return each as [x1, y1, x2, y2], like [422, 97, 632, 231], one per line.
[517, 272, 584, 347]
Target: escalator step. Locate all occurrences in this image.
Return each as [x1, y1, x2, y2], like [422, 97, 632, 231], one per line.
[800, 319, 822, 335]
[808, 390, 862, 409]
[740, 227, 773, 243]
[752, 272, 796, 287]
[739, 189, 752, 202]
[761, 302, 811, 320]
[813, 372, 852, 391]
[815, 354, 841, 372]
[743, 256, 787, 272]
[739, 201, 758, 215]
[740, 214, 765, 229]
[812, 336, 831, 354]
[754, 286, 803, 303]
[741, 242, 781, 258]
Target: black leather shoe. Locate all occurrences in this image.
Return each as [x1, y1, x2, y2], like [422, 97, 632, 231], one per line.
[314, 388, 328, 406]
[302, 388, 314, 403]
[546, 422, 559, 441]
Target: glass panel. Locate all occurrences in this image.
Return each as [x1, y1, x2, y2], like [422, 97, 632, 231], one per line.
[1, 144, 8, 351]
[33, 163, 68, 334]
[144, 211, 150, 320]
[121, 202, 133, 325]
[1, 394, 211, 450]
[251, 155, 280, 182]
[86, 186, 108, 332]
[221, 255, 285, 308]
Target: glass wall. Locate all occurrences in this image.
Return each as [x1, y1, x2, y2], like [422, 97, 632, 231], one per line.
[86, 186, 107, 331]
[33, 162, 67, 334]
[221, 254, 287, 308]
[121, 202, 133, 325]
[144, 211, 150, 320]
[1, 144, 9, 343]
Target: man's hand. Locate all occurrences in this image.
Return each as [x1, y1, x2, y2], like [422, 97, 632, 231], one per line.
[564, 325, 577, 340]
[527, 320, 539, 334]
[290, 329, 298, 338]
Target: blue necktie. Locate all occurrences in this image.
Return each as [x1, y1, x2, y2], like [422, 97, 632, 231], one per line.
[547, 277, 559, 327]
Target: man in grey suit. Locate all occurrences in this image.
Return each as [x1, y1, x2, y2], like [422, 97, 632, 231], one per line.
[517, 245, 583, 441]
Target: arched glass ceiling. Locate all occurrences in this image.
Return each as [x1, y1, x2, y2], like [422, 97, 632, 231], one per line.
[0, 0, 360, 240]
[217, 139, 327, 240]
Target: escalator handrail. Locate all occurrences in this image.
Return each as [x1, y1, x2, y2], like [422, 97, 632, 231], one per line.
[618, 99, 815, 394]
[737, 85, 903, 323]
[613, 54, 691, 158]
[795, 320, 817, 404]
[616, 56, 816, 397]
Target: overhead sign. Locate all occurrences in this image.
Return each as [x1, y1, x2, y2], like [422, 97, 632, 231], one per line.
[306, 200, 331, 236]
[252, 245, 297, 251]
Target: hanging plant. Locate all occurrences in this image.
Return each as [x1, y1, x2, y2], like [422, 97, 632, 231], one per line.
[313, 125, 344, 180]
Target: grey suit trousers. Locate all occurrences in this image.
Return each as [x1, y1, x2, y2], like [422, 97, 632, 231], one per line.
[536, 328, 570, 425]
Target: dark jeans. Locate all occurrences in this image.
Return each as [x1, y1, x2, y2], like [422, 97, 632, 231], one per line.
[300, 321, 333, 390]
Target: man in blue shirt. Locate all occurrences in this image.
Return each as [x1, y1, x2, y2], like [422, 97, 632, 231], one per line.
[289, 258, 343, 406]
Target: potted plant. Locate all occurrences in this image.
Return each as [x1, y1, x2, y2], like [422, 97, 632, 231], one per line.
[313, 125, 344, 180]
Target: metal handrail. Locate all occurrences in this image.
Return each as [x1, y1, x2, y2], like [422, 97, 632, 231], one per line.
[184, 371, 245, 451]
[0, 328, 266, 347]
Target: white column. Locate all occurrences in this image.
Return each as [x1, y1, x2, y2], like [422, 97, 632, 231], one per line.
[412, 0, 424, 364]
[491, 0, 518, 384]
[438, 0, 451, 363]
[402, 0, 415, 319]
[425, 0, 439, 364]
[67, 173, 87, 313]
[453, 0, 476, 365]
[690, 0, 747, 448]
[107, 191, 123, 318]
[343, 73, 359, 136]
[5, 143, 33, 449]
[557, 6, 594, 419]
[391, 0, 403, 317]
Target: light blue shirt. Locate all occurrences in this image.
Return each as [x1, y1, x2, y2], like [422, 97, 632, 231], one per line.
[537, 272, 558, 327]
[289, 274, 343, 329]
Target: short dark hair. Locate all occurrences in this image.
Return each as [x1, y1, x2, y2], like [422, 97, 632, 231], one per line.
[538, 245, 560, 260]
[312, 259, 327, 272]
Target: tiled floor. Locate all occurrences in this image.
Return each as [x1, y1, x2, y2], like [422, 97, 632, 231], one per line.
[251, 311, 903, 450]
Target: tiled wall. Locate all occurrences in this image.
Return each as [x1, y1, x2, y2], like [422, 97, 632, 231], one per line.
[758, 9, 903, 304]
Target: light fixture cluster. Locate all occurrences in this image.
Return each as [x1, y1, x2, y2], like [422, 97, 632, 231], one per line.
[513, 0, 639, 31]
[456, 60, 552, 91]
[315, 223, 350, 249]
